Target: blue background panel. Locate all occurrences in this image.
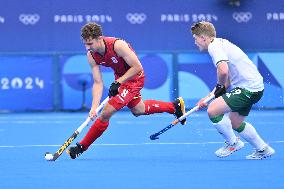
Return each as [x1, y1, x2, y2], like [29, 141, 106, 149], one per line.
[1, 52, 284, 111]
[139, 53, 173, 102]
[0, 56, 53, 110]
[178, 53, 216, 107]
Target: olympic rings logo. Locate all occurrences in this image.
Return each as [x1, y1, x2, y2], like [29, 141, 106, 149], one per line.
[126, 13, 147, 24]
[19, 14, 40, 25]
[232, 12, 252, 23]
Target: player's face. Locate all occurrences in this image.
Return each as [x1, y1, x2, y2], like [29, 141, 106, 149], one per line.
[193, 34, 208, 51]
[83, 38, 100, 52]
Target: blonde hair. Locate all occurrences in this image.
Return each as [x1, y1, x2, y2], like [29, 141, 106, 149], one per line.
[191, 21, 216, 37]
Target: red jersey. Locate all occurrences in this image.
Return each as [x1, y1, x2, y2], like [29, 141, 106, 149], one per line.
[90, 36, 144, 81]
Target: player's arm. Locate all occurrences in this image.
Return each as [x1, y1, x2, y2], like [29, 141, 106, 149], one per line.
[212, 60, 229, 98]
[87, 51, 104, 118]
[216, 61, 229, 87]
[196, 61, 229, 109]
[114, 40, 143, 84]
[208, 40, 229, 98]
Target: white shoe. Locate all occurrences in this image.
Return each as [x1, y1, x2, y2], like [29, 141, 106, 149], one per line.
[215, 137, 244, 158]
[246, 145, 275, 160]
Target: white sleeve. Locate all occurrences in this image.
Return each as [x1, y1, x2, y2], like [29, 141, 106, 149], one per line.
[208, 40, 229, 67]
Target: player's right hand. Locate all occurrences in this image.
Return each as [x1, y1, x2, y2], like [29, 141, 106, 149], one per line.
[214, 84, 226, 98]
[89, 107, 98, 120]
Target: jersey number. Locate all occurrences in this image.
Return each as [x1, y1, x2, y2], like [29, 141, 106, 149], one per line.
[226, 88, 241, 98]
[120, 89, 129, 97]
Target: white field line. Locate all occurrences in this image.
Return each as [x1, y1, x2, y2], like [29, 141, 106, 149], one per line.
[0, 120, 284, 125]
[0, 110, 283, 120]
[0, 141, 284, 148]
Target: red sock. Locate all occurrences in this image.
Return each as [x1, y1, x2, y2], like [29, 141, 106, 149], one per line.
[80, 118, 109, 150]
[144, 100, 175, 115]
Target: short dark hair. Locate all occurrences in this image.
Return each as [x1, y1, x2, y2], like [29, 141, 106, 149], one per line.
[81, 22, 103, 40]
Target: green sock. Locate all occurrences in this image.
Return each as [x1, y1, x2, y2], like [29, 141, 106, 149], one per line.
[234, 122, 246, 133]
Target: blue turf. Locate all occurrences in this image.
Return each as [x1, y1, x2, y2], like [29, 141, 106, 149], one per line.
[0, 110, 284, 189]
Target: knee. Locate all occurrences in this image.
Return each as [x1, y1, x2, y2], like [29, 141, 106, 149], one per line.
[209, 114, 224, 124]
[100, 112, 112, 122]
[207, 105, 215, 118]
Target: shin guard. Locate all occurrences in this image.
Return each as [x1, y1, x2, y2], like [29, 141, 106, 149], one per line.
[210, 114, 237, 145]
[80, 118, 109, 150]
[144, 100, 175, 115]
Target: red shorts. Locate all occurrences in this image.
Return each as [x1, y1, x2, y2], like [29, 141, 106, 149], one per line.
[108, 76, 145, 110]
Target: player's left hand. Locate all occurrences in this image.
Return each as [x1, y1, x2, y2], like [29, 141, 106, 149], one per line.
[196, 97, 208, 109]
[108, 81, 121, 97]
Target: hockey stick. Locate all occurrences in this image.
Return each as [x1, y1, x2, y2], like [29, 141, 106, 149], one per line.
[149, 94, 215, 140]
[51, 97, 109, 161]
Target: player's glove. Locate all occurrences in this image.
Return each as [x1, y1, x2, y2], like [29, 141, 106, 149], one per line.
[108, 81, 121, 97]
[214, 84, 226, 98]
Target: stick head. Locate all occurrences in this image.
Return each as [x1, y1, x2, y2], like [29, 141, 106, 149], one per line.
[149, 134, 159, 140]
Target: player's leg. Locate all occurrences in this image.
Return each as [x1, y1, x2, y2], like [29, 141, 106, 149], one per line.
[207, 97, 244, 157]
[129, 97, 175, 115]
[79, 103, 116, 149]
[67, 103, 117, 159]
[128, 96, 186, 125]
[230, 113, 275, 160]
[224, 87, 275, 159]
